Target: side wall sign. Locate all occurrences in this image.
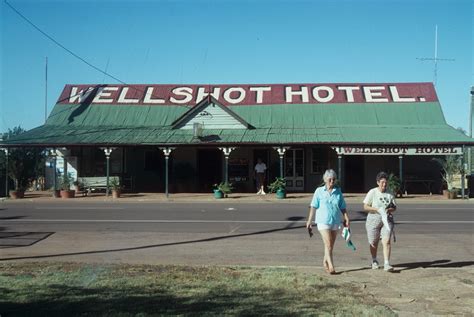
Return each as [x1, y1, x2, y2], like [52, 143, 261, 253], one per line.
[333, 146, 463, 155]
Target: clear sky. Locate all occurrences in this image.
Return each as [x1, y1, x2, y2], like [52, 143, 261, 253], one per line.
[1, 0, 472, 134]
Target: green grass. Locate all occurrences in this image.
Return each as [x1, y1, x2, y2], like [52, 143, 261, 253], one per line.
[0, 262, 395, 316]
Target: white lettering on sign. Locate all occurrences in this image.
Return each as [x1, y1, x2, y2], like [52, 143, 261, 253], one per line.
[196, 87, 221, 103]
[389, 86, 416, 102]
[62, 83, 436, 106]
[93, 87, 118, 103]
[337, 86, 360, 102]
[334, 147, 463, 155]
[285, 86, 309, 103]
[118, 87, 140, 103]
[312, 86, 334, 103]
[144, 87, 165, 104]
[363, 86, 388, 102]
[69, 87, 94, 103]
[223, 87, 246, 104]
[170, 87, 193, 104]
[250, 86, 271, 103]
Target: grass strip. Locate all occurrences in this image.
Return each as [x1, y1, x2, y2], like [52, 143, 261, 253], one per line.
[0, 262, 394, 316]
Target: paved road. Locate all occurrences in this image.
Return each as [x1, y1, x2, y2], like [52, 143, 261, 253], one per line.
[1, 201, 473, 268]
[1, 201, 472, 232]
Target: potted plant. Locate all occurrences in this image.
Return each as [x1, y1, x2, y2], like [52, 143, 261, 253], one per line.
[213, 182, 233, 199]
[73, 180, 82, 194]
[387, 173, 401, 197]
[9, 185, 26, 199]
[60, 173, 75, 199]
[268, 177, 286, 199]
[433, 156, 462, 199]
[109, 177, 121, 198]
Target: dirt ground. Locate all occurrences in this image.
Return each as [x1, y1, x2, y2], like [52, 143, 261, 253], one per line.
[296, 266, 474, 316]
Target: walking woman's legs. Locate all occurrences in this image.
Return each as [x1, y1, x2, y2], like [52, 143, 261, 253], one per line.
[370, 241, 379, 259]
[319, 229, 337, 273]
[382, 237, 391, 263]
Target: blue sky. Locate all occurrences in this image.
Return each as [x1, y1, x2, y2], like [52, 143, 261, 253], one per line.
[1, 0, 472, 133]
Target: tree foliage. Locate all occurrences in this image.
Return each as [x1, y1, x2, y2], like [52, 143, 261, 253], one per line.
[0, 126, 46, 190]
[432, 155, 463, 191]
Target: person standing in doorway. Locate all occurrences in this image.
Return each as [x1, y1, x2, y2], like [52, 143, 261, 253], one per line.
[254, 158, 267, 195]
[306, 169, 350, 274]
[363, 171, 397, 272]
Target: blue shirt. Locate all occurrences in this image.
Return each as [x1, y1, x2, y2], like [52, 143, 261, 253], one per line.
[310, 186, 346, 225]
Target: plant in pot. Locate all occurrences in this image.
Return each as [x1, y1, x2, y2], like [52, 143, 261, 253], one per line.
[387, 173, 401, 197]
[73, 180, 82, 194]
[109, 177, 121, 198]
[213, 182, 233, 199]
[60, 173, 75, 199]
[432, 155, 462, 199]
[9, 182, 26, 199]
[268, 177, 286, 199]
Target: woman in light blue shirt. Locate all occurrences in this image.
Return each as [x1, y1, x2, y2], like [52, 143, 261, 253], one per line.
[306, 169, 350, 274]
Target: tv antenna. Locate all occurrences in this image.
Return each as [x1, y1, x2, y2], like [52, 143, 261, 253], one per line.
[416, 25, 455, 86]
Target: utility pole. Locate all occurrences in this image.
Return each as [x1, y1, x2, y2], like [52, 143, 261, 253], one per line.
[416, 25, 454, 86]
[45, 57, 48, 123]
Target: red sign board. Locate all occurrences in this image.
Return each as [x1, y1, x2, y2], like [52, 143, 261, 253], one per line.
[57, 83, 438, 106]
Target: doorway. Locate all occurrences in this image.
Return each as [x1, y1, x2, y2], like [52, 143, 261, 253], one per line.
[197, 149, 222, 192]
[253, 149, 270, 192]
[344, 156, 365, 192]
[285, 149, 304, 191]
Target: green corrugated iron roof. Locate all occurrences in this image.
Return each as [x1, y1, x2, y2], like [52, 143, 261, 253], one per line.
[3, 101, 474, 146]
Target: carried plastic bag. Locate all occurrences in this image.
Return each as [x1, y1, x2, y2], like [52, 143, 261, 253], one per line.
[341, 226, 356, 251]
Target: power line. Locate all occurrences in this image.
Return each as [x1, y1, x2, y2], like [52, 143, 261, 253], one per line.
[4, 0, 196, 108]
[4, 0, 126, 85]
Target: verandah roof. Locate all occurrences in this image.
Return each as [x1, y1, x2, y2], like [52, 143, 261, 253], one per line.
[2, 92, 474, 146]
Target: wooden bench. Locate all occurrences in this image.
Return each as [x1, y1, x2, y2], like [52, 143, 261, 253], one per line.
[77, 176, 120, 195]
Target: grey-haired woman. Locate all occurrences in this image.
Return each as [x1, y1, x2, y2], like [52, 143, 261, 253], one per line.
[306, 169, 350, 274]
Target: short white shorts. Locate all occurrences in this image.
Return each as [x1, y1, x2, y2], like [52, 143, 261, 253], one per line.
[317, 223, 340, 231]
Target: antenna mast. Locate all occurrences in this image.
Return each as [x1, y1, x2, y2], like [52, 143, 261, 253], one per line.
[416, 25, 455, 86]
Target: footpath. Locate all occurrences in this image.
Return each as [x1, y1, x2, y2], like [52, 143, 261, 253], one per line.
[3, 190, 473, 204]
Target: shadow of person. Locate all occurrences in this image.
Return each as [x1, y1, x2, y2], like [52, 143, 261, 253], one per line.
[394, 259, 474, 271]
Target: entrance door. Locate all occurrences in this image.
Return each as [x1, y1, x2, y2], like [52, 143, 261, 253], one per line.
[344, 156, 364, 193]
[285, 149, 304, 191]
[197, 149, 222, 192]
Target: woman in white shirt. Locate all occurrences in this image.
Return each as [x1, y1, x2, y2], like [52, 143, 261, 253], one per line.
[363, 172, 397, 272]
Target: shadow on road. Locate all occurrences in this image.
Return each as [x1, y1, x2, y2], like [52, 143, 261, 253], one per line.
[0, 216, 26, 220]
[0, 232, 55, 248]
[0, 224, 305, 261]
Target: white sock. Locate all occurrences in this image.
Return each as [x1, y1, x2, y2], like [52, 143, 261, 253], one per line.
[384, 260, 390, 266]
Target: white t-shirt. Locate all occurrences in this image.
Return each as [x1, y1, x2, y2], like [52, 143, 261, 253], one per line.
[254, 162, 267, 173]
[363, 187, 396, 219]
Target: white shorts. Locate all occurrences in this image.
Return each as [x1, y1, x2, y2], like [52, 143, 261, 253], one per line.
[317, 223, 340, 231]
